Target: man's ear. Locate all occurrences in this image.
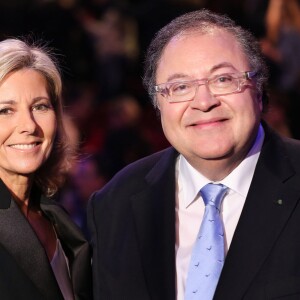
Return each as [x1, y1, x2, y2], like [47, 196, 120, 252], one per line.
[155, 98, 161, 110]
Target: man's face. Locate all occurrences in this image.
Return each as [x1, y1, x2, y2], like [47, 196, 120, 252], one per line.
[156, 29, 263, 172]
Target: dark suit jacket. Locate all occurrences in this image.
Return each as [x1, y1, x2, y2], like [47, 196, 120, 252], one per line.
[88, 124, 300, 300]
[0, 180, 92, 300]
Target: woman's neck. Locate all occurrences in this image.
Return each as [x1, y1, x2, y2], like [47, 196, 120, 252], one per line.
[0, 173, 33, 211]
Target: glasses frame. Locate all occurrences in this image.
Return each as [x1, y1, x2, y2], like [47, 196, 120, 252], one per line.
[154, 71, 257, 103]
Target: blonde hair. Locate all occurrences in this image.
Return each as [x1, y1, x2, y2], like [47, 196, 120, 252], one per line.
[0, 38, 73, 196]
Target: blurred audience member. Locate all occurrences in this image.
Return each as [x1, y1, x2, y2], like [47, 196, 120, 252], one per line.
[59, 92, 167, 234]
[260, 0, 300, 91]
[59, 154, 109, 238]
[260, 0, 300, 138]
[77, 5, 139, 100]
[24, 0, 96, 84]
[63, 82, 106, 154]
[100, 94, 153, 178]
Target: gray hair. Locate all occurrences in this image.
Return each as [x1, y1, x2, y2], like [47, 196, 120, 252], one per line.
[143, 9, 269, 109]
[0, 38, 72, 196]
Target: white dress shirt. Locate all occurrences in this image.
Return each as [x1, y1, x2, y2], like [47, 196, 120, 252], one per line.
[175, 124, 265, 299]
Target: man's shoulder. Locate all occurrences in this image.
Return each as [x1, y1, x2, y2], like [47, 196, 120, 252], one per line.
[264, 123, 300, 156]
[281, 135, 300, 153]
[90, 147, 177, 201]
[280, 135, 300, 166]
[263, 125, 300, 172]
[120, 146, 176, 174]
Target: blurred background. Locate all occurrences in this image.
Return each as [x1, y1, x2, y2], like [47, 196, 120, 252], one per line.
[2, 0, 300, 237]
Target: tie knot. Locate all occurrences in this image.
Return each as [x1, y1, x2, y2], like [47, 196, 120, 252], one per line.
[200, 183, 228, 209]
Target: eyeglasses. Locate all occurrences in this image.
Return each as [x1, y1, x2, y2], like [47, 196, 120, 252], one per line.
[154, 71, 257, 103]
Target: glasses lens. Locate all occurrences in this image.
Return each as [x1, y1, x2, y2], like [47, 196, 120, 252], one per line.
[209, 74, 239, 95]
[169, 81, 196, 102]
[157, 72, 247, 102]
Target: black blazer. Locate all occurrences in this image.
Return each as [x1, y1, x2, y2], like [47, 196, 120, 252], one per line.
[88, 124, 300, 300]
[0, 180, 92, 300]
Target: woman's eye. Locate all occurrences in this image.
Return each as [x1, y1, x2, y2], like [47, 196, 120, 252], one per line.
[0, 107, 13, 115]
[32, 103, 52, 111]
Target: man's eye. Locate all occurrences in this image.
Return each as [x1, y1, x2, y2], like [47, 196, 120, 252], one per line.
[172, 82, 192, 94]
[215, 75, 233, 84]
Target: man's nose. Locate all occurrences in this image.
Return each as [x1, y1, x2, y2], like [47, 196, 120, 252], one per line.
[189, 83, 221, 111]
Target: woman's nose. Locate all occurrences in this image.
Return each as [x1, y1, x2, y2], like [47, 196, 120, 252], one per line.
[17, 110, 37, 134]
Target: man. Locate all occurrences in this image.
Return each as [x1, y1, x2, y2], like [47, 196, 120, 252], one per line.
[88, 9, 300, 300]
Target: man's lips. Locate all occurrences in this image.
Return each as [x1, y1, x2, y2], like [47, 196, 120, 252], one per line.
[188, 118, 228, 127]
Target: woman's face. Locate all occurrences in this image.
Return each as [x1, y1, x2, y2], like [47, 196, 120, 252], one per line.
[0, 69, 57, 180]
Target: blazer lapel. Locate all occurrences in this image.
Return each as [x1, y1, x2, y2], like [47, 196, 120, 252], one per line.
[130, 148, 177, 299]
[214, 128, 300, 299]
[0, 180, 63, 300]
[41, 198, 92, 300]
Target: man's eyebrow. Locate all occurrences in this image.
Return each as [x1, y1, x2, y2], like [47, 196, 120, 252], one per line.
[162, 63, 238, 84]
[209, 62, 237, 73]
[165, 73, 190, 83]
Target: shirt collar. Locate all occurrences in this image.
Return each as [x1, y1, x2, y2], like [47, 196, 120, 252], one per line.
[178, 124, 265, 208]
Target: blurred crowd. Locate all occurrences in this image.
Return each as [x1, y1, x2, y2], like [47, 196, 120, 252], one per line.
[1, 0, 300, 237]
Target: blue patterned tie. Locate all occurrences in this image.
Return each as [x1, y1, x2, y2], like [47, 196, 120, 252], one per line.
[185, 183, 228, 300]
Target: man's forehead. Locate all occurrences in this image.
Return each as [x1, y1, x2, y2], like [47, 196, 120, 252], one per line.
[160, 29, 244, 68]
[167, 27, 237, 46]
[157, 28, 248, 75]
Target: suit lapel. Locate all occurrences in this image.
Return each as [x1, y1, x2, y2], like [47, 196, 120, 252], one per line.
[0, 180, 63, 300]
[214, 128, 300, 299]
[130, 148, 177, 299]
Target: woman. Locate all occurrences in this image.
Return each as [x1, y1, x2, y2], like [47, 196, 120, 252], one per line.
[261, 0, 300, 90]
[260, 0, 300, 138]
[0, 38, 92, 299]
